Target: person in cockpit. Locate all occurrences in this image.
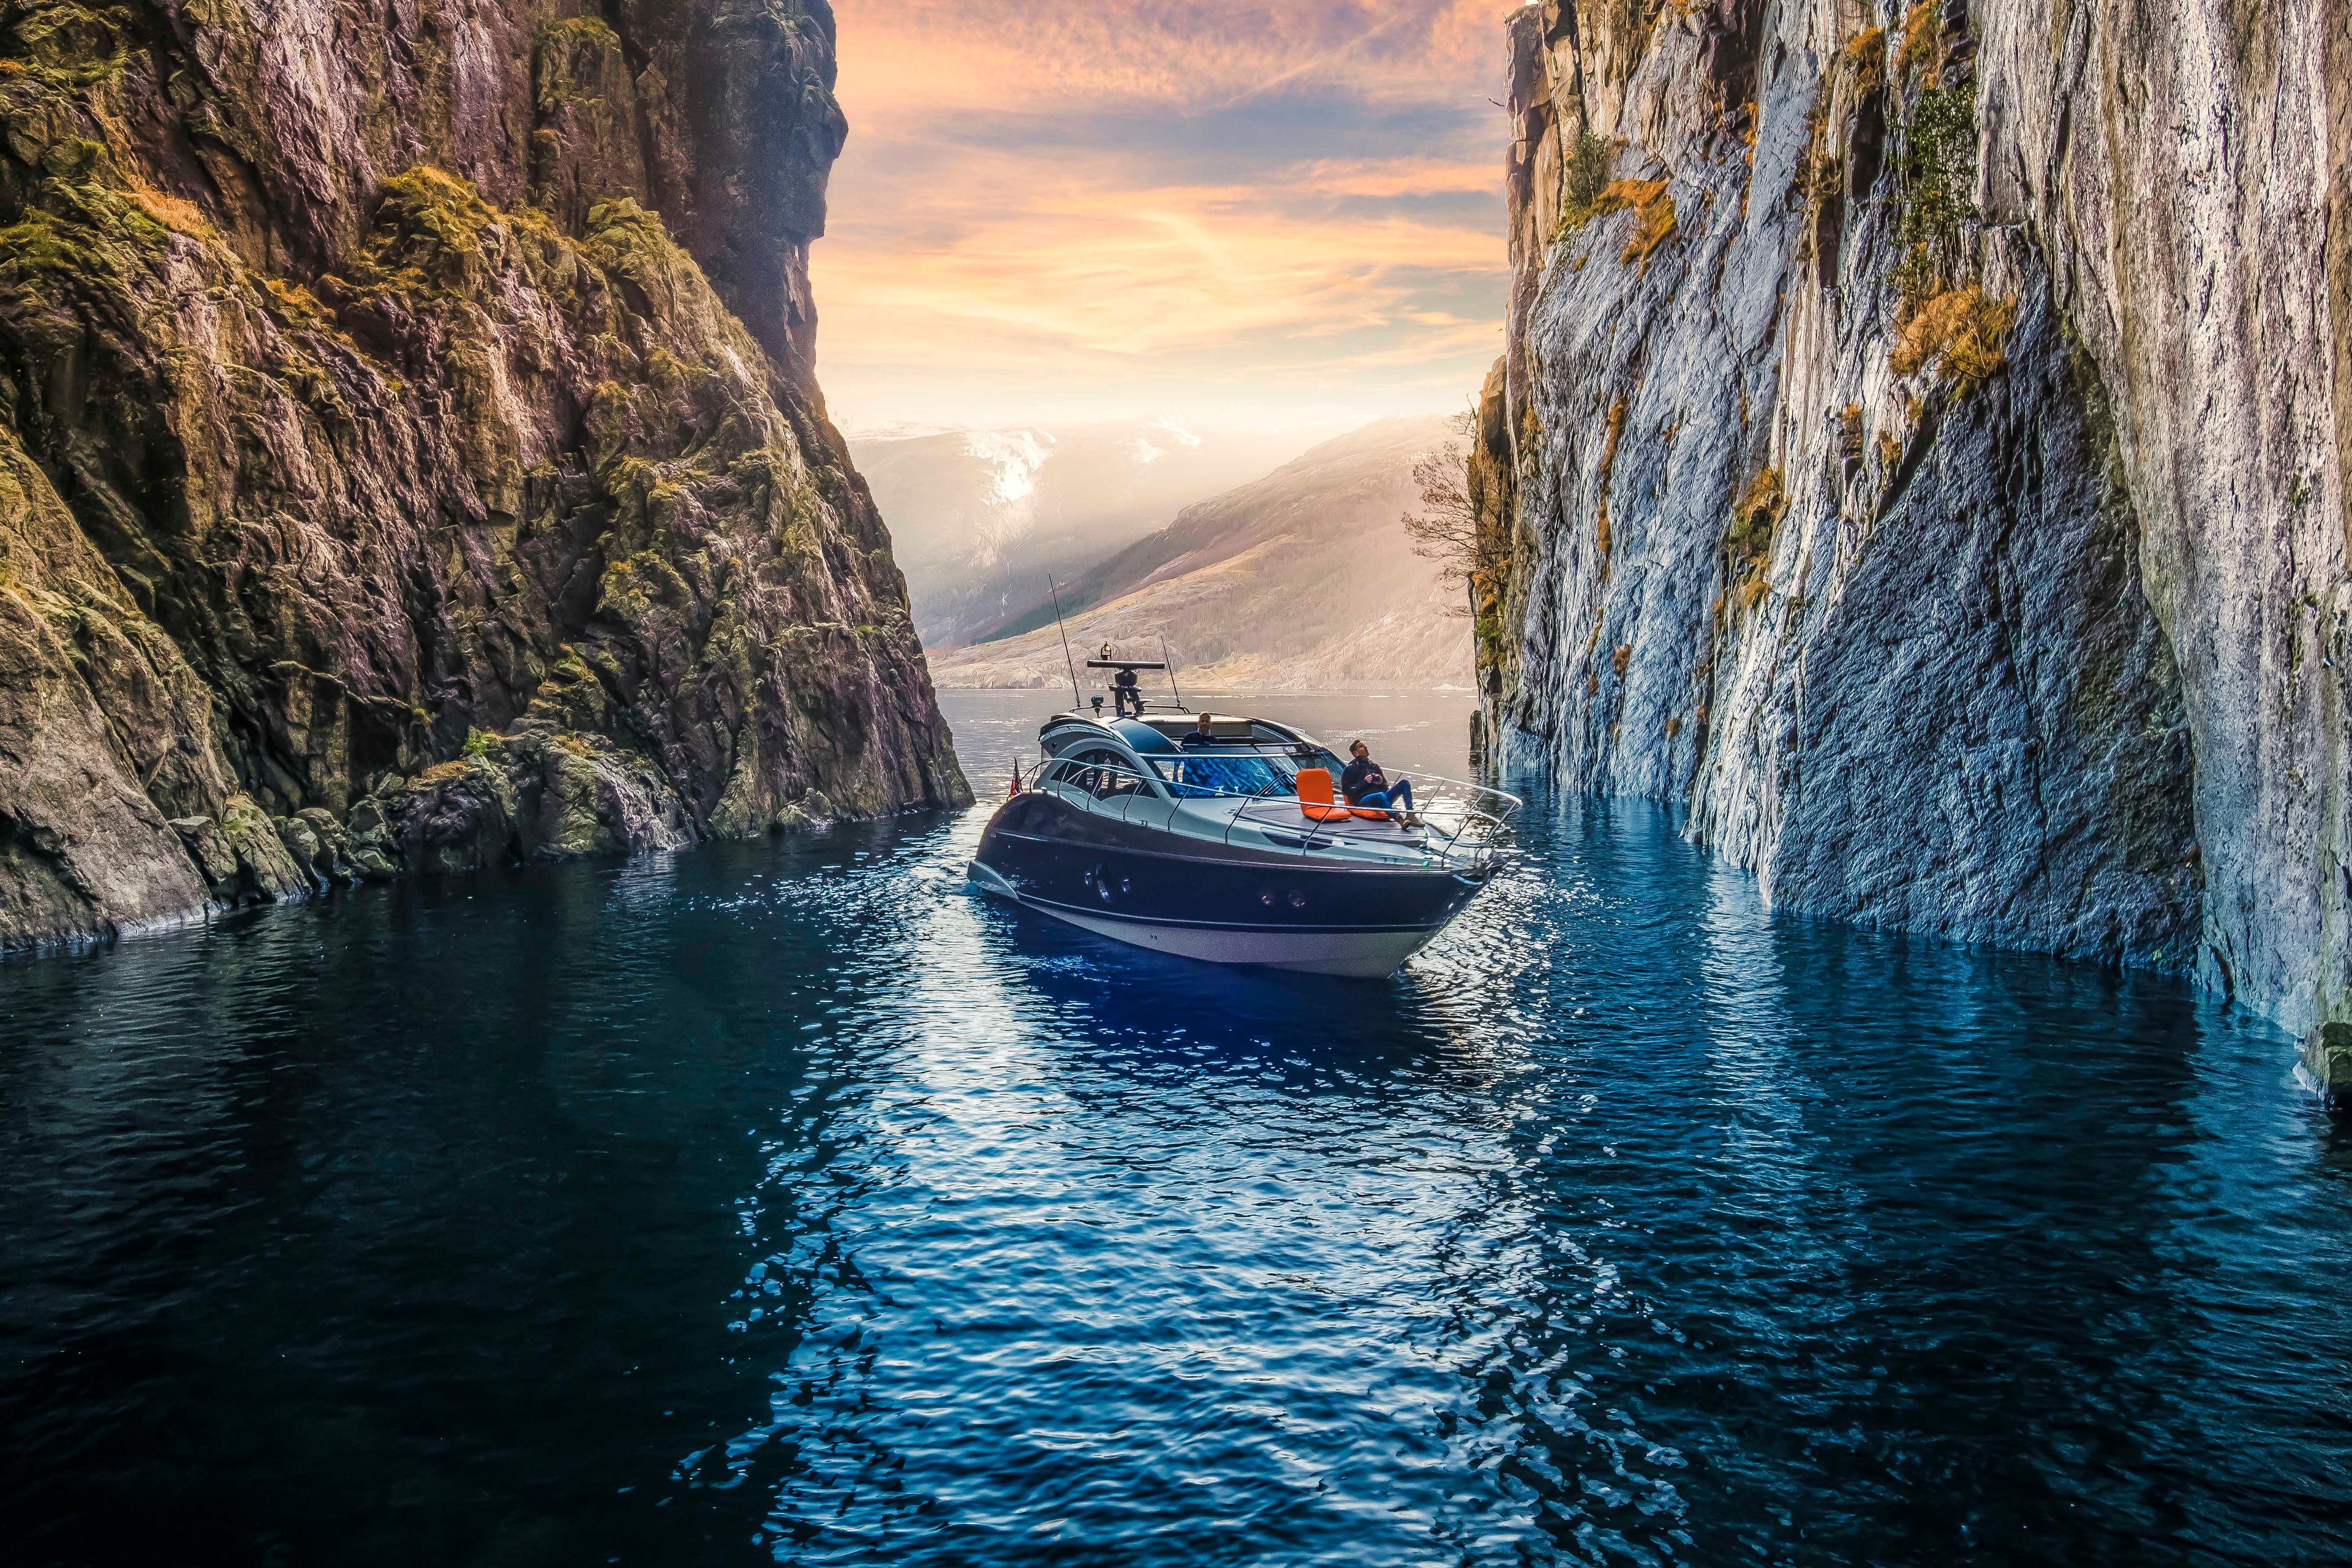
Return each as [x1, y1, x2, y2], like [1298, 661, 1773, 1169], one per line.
[1183, 712, 1219, 748]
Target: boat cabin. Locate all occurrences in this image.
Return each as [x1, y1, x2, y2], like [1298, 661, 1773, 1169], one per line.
[1023, 709, 1445, 860]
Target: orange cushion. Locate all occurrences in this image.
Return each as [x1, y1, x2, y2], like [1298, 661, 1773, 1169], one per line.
[1296, 769, 1350, 823]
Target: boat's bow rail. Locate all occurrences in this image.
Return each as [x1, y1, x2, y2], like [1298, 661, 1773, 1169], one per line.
[1005, 756, 1521, 880]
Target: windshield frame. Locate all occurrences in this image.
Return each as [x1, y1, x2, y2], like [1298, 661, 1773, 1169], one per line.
[1146, 750, 1301, 800]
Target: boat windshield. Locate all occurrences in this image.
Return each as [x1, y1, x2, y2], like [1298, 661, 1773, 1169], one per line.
[1148, 752, 1298, 799]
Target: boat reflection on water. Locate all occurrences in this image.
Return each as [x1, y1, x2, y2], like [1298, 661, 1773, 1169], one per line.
[968, 659, 1518, 978]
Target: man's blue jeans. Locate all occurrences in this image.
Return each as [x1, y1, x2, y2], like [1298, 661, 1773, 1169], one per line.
[1354, 778, 1414, 813]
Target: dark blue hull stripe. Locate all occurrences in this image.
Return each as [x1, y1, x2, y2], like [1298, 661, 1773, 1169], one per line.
[990, 827, 1457, 876]
[1006, 891, 1438, 936]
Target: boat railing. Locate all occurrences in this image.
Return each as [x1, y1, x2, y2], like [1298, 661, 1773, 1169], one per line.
[1005, 756, 1520, 878]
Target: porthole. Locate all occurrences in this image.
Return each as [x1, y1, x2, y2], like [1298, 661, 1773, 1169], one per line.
[1287, 889, 1307, 910]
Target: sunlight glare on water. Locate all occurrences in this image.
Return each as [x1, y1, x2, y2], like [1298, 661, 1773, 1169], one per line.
[2, 689, 2350, 1566]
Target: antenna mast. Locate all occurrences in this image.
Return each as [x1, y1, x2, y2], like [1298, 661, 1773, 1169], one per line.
[1160, 635, 1187, 709]
[1047, 575, 1083, 709]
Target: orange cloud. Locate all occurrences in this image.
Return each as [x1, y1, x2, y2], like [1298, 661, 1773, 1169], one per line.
[834, 1, 1499, 113]
[816, 1, 1512, 430]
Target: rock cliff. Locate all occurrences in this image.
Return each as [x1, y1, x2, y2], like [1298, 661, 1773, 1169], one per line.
[1476, 0, 2348, 1076]
[0, 0, 968, 949]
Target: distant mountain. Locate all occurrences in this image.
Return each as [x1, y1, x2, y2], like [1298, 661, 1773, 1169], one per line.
[849, 421, 1322, 647]
[926, 418, 1472, 692]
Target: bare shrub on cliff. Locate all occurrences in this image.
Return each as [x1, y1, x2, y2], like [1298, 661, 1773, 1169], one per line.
[1403, 410, 1505, 619]
[1403, 423, 1474, 575]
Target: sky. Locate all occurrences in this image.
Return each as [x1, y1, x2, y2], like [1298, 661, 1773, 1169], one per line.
[812, 1, 1513, 435]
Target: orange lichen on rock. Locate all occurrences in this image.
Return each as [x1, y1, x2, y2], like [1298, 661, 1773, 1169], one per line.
[1891, 286, 2018, 392]
[1898, 0, 1942, 81]
[1621, 192, 1678, 268]
[1724, 466, 1786, 609]
[1587, 179, 1678, 270]
[1843, 26, 1887, 96]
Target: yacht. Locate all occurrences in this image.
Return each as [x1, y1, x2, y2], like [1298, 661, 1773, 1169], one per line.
[967, 664, 1517, 977]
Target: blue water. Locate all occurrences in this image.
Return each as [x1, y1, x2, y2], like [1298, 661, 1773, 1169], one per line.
[4, 690, 2350, 1566]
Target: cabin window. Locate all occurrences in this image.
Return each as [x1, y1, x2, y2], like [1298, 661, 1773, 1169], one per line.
[1065, 748, 1150, 802]
[1149, 753, 1299, 798]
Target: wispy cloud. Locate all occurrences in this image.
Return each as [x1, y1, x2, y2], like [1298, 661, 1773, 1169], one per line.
[815, 1, 1510, 431]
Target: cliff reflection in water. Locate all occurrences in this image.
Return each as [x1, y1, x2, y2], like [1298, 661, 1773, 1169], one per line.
[2, 690, 2348, 1567]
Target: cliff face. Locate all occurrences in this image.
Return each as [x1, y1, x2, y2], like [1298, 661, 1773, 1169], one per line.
[0, 0, 968, 948]
[1479, 0, 2347, 1065]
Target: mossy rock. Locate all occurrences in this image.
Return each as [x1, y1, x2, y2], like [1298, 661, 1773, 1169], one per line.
[533, 16, 624, 112]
